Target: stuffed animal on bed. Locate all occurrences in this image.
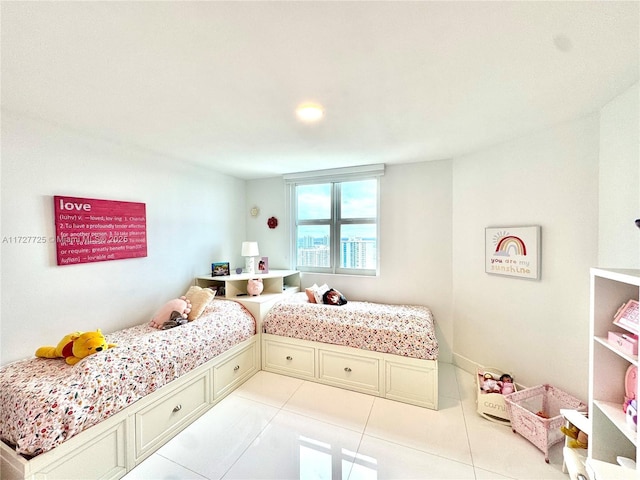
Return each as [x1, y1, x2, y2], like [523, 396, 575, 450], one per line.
[35, 329, 116, 365]
[322, 288, 348, 306]
[161, 310, 189, 330]
[150, 296, 192, 329]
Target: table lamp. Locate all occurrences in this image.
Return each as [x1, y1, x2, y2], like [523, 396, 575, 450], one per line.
[241, 241, 259, 274]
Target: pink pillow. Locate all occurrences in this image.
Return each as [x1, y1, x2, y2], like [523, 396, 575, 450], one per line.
[305, 284, 318, 303]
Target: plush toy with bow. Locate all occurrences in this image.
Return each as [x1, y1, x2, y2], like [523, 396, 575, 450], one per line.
[35, 329, 116, 365]
[150, 296, 192, 329]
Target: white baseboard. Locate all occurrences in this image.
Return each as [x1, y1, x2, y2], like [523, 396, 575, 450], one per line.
[452, 352, 482, 376]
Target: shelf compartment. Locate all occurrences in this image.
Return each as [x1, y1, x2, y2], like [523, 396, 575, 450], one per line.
[592, 340, 633, 405]
[592, 273, 639, 339]
[594, 336, 638, 366]
[195, 270, 300, 299]
[591, 401, 637, 465]
[593, 400, 637, 446]
[589, 268, 640, 469]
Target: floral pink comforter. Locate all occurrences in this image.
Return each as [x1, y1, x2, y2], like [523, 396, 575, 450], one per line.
[0, 299, 255, 457]
[263, 294, 438, 360]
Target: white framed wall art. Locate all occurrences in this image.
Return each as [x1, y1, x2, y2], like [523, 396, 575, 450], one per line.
[485, 226, 541, 280]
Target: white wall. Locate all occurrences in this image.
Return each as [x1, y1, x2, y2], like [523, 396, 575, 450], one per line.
[247, 160, 455, 363]
[0, 111, 247, 364]
[3, 84, 637, 393]
[244, 177, 290, 270]
[598, 83, 640, 268]
[451, 114, 600, 400]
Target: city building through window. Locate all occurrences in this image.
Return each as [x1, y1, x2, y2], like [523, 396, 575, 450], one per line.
[285, 165, 383, 276]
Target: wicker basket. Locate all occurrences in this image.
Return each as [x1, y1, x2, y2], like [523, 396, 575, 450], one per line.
[504, 384, 587, 463]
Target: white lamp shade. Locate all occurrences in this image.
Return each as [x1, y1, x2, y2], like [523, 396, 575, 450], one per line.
[241, 241, 259, 257]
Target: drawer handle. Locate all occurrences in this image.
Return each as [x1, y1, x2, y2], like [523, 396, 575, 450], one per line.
[286, 356, 293, 361]
[234, 365, 240, 371]
[344, 367, 352, 372]
[173, 404, 182, 413]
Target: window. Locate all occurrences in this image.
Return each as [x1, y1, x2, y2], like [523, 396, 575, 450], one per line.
[285, 164, 383, 276]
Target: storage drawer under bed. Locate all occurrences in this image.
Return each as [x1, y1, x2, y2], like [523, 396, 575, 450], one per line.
[318, 349, 380, 394]
[213, 340, 259, 399]
[135, 372, 209, 460]
[261, 333, 438, 410]
[263, 338, 315, 379]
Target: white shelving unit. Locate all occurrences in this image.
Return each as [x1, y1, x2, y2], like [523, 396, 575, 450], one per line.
[589, 268, 640, 477]
[195, 270, 300, 298]
[195, 270, 300, 328]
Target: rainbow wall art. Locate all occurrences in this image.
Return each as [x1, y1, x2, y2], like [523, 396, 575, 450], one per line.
[494, 235, 527, 257]
[485, 226, 540, 279]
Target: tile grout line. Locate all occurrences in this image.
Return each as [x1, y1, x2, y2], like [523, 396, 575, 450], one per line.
[155, 453, 210, 480]
[218, 376, 308, 479]
[454, 367, 480, 480]
[345, 393, 377, 480]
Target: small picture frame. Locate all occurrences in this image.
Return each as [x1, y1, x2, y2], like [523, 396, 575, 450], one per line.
[211, 262, 230, 277]
[258, 257, 269, 274]
[614, 299, 639, 335]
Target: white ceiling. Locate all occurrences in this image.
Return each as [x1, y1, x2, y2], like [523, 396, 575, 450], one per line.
[2, 1, 638, 180]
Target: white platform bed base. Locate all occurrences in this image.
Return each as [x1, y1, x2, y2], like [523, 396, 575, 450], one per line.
[0, 336, 259, 480]
[262, 333, 438, 409]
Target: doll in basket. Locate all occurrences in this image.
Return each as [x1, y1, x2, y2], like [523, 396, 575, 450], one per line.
[500, 374, 515, 395]
[481, 372, 515, 395]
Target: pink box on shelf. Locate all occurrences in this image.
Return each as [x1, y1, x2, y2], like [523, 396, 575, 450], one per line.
[608, 331, 638, 356]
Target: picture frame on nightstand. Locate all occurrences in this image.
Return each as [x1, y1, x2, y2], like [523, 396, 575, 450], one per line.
[212, 262, 230, 276]
[258, 257, 269, 274]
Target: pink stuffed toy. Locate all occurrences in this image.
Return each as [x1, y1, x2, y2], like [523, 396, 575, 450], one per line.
[150, 296, 192, 329]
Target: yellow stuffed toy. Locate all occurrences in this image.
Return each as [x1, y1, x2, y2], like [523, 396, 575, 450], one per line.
[560, 424, 588, 449]
[35, 330, 116, 365]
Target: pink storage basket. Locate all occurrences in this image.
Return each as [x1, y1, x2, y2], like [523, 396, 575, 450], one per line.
[504, 384, 587, 463]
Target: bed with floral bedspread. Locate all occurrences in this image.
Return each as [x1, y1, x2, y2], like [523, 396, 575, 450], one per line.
[263, 292, 438, 360]
[0, 299, 255, 458]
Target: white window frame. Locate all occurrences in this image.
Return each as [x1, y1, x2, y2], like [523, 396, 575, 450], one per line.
[284, 164, 384, 276]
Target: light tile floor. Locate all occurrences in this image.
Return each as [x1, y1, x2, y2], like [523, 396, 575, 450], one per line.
[123, 364, 568, 479]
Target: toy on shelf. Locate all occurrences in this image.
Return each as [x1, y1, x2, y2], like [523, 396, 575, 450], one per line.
[624, 364, 638, 411]
[613, 299, 639, 335]
[560, 423, 588, 449]
[626, 399, 637, 432]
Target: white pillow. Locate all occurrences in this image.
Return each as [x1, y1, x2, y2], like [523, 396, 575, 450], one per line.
[305, 284, 319, 303]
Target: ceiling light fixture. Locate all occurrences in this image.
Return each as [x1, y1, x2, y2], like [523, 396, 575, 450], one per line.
[295, 102, 324, 122]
